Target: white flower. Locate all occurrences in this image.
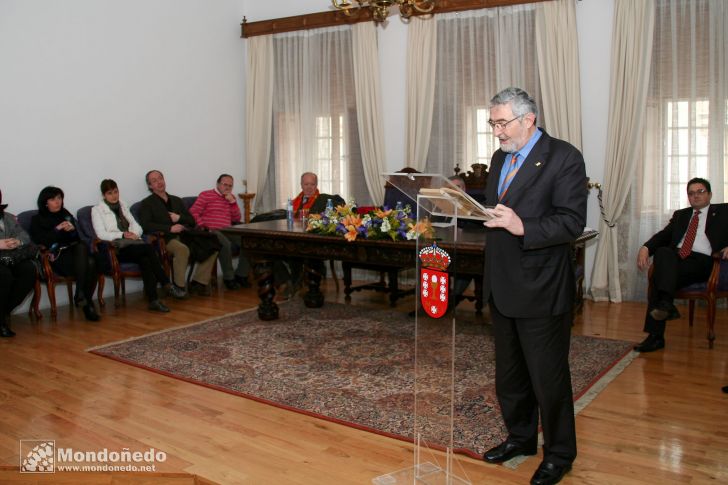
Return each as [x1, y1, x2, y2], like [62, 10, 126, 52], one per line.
[380, 218, 391, 232]
[406, 229, 417, 240]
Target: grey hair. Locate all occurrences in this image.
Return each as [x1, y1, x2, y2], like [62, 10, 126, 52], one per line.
[489, 87, 539, 120]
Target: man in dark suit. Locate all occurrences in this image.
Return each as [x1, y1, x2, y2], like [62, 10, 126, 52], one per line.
[139, 170, 218, 297]
[480, 87, 587, 485]
[635, 178, 728, 352]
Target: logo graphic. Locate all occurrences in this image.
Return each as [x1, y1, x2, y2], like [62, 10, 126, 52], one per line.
[20, 440, 55, 473]
[418, 243, 450, 318]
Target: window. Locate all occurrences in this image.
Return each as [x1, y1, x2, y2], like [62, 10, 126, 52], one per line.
[259, 27, 370, 212]
[425, 6, 541, 178]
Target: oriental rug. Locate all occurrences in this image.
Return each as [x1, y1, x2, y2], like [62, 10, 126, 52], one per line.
[88, 301, 636, 460]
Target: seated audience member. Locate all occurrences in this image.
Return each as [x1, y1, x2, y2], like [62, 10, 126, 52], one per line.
[635, 177, 728, 352]
[293, 172, 345, 217]
[276, 172, 344, 297]
[30, 186, 101, 322]
[92, 179, 183, 313]
[189, 174, 251, 290]
[0, 190, 36, 337]
[139, 170, 219, 297]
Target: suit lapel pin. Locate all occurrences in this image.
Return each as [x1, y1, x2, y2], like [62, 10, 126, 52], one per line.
[535, 161, 543, 167]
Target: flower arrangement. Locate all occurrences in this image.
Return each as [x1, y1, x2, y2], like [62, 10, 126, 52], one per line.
[305, 203, 434, 242]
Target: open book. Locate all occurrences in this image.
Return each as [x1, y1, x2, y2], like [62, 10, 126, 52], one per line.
[419, 187, 495, 221]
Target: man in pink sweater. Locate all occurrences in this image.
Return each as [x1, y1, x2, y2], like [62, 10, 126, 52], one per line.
[190, 174, 250, 290]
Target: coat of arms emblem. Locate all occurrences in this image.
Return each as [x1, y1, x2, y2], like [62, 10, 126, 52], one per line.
[418, 243, 450, 318]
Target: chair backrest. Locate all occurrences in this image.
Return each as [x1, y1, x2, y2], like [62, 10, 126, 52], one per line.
[182, 196, 197, 210]
[129, 201, 142, 223]
[15, 210, 37, 235]
[76, 206, 97, 243]
[719, 259, 728, 292]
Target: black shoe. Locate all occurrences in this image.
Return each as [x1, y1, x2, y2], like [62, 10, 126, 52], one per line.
[165, 284, 188, 300]
[634, 334, 665, 353]
[82, 304, 100, 322]
[483, 440, 537, 464]
[148, 300, 170, 313]
[235, 274, 251, 288]
[649, 301, 680, 321]
[223, 279, 241, 290]
[189, 281, 212, 297]
[0, 322, 15, 338]
[530, 461, 572, 485]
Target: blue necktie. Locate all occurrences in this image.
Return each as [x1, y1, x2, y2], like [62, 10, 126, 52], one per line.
[498, 153, 520, 201]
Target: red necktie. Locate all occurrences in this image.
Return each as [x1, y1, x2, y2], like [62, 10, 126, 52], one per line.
[498, 153, 520, 201]
[678, 210, 700, 259]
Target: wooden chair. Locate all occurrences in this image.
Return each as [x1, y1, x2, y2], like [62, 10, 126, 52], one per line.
[648, 255, 728, 349]
[76, 205, 152, 307]
[12, 211, 43, 320]
[16, 210, 104, 319]
[673, 256, 728, 349]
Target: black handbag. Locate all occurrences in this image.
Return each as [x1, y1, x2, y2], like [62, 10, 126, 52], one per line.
[0, 243, 39, 266]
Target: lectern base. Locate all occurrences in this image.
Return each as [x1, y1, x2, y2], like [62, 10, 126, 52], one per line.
[372, 462, 471, 485]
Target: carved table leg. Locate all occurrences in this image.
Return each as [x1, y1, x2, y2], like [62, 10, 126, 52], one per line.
[303, 259, 325, 308]
[254, 259, 278, 320]
[342, 262, 353, 301]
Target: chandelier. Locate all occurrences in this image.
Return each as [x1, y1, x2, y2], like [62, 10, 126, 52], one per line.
[331, 0, 437, 23]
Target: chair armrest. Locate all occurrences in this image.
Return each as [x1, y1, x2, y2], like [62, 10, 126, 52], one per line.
[706, 254, 723, 291]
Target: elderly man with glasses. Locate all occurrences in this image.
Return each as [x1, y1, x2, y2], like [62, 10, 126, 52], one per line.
[635, 177, 728, 352]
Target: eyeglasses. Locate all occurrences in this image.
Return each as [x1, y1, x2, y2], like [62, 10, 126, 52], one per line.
[687, 189, 708, 197]
[488, 116, 522, 130]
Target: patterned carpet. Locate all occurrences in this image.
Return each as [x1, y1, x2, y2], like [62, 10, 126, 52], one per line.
[89, 301, 635, 459]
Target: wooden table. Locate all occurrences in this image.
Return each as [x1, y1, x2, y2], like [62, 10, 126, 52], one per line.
[223, 220, 487, 320]
[223, 221, 597, 321]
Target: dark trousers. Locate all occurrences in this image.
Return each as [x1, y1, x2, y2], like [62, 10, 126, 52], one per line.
[51, 243, 98, 304]
[117, 244, 169, 302]
[489, 300, 577, 466]
[0, 260, 36, 317]
[643, 247, 713, 336]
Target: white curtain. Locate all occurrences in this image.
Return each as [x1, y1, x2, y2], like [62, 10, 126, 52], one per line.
[245, 36, 274, 210]
[352, 22, 387, 205]
[258, 26, 372, 212]
[405, 16, 437, 172]
[618, 0, 728, 302]
[425, 6, 543, 176]
[589, 0, 655, 303]
[535, 0, 582, 149]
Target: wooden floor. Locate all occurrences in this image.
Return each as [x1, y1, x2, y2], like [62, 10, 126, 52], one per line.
[1, 282, 727, 484]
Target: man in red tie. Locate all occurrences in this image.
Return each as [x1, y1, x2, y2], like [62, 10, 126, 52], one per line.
[635, 178, 728, 352]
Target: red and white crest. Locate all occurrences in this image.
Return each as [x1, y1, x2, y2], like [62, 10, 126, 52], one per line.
[418, 243, 451, 319]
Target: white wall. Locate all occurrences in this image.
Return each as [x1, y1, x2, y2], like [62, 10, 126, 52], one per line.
[1, 0, 247, 309]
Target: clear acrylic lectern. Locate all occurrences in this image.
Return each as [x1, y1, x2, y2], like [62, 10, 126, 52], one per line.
[372, 173, 491, 485]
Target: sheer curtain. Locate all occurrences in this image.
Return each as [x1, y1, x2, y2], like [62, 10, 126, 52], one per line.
[258, 26, 372, 212]
[425, 6, 543, 176]
[245, 36, 274, 207]
[589, 0, 655, 303]
[620, 0, 727, 302]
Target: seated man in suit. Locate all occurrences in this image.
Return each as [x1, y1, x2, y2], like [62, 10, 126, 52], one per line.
[277, 172, 344, 298]
[635, 177, 728, 352]
[139, 170, 218, 297]
[189, 174, 251, 290]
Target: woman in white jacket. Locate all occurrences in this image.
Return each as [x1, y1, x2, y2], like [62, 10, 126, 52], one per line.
[92, 179, 184, 312]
